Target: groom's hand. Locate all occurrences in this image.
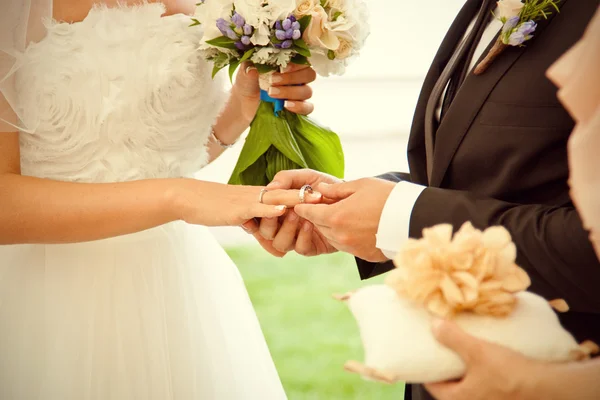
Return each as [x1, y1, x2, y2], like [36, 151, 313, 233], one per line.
[242, 169, 341, 256]
[258, 169, 342, 241]
[294, 178, 395, 262]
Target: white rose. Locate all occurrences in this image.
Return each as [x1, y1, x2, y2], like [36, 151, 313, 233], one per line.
[295, 0, 318, 16]
[327, 0, 345, 11]
[196, 0, 234, 41]
[309, 52, 346, 76]
[334, 37, 353, 59]
[340, 1, 369, 50]
[234, 0, 296, 27]
[496, 0, 524, 20]
[302, 5, 340, 51]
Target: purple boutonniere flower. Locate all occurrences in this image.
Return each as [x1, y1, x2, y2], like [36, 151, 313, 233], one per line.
[507, 20, 537, 46]
[475, 0, 559, 75]
[502, 16, 520, 34]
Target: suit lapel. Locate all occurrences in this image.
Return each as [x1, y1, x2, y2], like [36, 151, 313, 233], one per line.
[406, 0, 481, 185]
[429, 0, 568, 187]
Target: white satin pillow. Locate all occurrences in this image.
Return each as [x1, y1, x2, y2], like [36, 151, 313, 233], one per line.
[344, 285, 580, 384]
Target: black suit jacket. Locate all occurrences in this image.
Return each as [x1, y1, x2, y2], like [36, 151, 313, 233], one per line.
[356, 1, 600, 399]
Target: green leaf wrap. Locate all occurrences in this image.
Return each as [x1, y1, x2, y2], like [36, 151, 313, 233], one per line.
[228, 102, 345, 186]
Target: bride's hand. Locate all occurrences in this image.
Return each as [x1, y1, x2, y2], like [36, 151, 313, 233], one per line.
[171, 179, 322, 227]
[233, 62, 317, 121]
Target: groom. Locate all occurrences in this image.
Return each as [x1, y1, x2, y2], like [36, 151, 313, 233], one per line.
[245, 0, 600, 398]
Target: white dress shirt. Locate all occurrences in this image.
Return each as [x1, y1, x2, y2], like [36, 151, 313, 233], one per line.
[376, 12, 504, 259]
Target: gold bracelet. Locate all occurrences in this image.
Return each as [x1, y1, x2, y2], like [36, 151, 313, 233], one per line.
[210, 128, 237, 149]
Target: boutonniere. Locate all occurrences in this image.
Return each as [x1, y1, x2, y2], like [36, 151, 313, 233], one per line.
[474, 0, 560, 75]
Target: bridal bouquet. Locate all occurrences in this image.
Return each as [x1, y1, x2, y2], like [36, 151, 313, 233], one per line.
[338, 223, 599, 384]
[193, 0, 369, 185]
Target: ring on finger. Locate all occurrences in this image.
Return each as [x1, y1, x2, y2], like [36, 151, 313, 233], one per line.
[259, 188, 268, 204]
[299, 184, 313, 203]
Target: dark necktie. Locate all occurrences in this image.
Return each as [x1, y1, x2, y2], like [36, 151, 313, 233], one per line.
[423, 0, 495, 185]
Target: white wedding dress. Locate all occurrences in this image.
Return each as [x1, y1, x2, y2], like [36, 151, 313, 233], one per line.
[0, 4, 286, 399]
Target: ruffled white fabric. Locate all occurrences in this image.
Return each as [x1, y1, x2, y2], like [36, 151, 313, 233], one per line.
[15, 3, 228, 182]
[0, 4, 286, 399]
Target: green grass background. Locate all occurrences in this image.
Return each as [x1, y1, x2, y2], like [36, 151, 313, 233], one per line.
[227, 246, 405, 400]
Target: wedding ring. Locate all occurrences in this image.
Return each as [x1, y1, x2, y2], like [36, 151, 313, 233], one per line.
[298, 184, 313, 203]
[258, 188, 268, 204]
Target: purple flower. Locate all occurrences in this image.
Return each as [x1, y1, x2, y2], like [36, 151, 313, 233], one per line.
[507, 31, 526, 46]
[285, 28, 294, 39]
[508, 20, 537, 46]
[235, 41, 247, 51]
[518, 20, 537, 36]
[216, 19, 239, 41]
[275, 30, 287, 40]
[275, 21, 283, 30]
[502, 16, 520, 34]
[282, 19, 292, 30]
[231, 12, 245, 28]
[292, 21, 301, 31]
[243, 23, 253, 36]
[289, 15, 296, 23]
[274, 43, 282, 49]
[225, 27, 239, 40]
[281, 40, 293, 49]
[292, 29, 301, 40]
[216, 18, 230, 35]
[241, 36, 251, 46]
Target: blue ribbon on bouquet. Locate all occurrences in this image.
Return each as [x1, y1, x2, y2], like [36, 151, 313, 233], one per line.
[260, 89, 285, 116]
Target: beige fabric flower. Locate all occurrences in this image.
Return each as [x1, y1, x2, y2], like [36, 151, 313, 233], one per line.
[386, 222, 531, 318]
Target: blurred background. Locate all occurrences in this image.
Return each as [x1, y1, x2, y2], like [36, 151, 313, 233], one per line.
[198, 1, 467, 398]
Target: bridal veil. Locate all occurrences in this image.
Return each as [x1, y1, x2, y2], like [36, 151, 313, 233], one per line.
[0, 0, 52, 132]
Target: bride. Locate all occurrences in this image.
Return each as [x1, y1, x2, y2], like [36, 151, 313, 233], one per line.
[0, 0, 321, 398]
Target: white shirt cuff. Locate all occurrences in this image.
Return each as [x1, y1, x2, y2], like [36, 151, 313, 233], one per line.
[376, 181, 426, 260]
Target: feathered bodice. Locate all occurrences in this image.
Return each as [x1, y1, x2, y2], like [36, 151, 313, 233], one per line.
[14, 4, 227, 182]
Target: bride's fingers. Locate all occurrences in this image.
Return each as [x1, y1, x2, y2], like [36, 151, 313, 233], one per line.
[270, 67, 317, 86]
[241, 219, 259, 234]
[272, 212, 301, 252]
[245, 204, 287, 220]
[241, 219, 288, 257]
[284, 101, 315, 115]
[282, 63, 311, 72]
[261, 188, 322, 207]
[295, 221, 316, 256]
[268, 84, 313, 101]
[259, 186, 321, 237]
[259, 216, 280, 240]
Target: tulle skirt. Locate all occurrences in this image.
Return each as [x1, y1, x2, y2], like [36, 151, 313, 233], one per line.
[0, 222, 286, 400]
